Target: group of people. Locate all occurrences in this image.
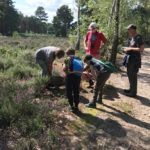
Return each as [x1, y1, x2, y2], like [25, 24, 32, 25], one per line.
[35, 22, 144, 113]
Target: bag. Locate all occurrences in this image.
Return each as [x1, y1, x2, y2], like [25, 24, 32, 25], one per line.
[103, 61, 117, 73]
[93, 58, 117, 73]
[70, 56, 84, 75]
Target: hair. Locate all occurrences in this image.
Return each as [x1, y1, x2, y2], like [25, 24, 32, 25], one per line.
[56, 49, 65, 58]
[127, 24, 137, 30]
[84, 54, 93, 62]
[66, 48, 75, 56]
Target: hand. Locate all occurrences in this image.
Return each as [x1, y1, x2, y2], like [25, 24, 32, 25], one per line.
[123, 47, 131, 52]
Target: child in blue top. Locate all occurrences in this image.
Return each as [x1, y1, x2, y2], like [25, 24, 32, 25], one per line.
[63, 48, 84, 112]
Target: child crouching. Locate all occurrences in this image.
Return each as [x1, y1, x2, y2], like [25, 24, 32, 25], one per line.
[63, 48, 84, 112]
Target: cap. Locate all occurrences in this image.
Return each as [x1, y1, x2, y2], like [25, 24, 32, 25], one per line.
[88, 22, 97, 29]
[127, 24, 137, 30]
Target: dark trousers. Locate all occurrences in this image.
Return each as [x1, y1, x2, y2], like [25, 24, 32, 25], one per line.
[92, 72, 111, 103]
[127, 63, 139, 95]
[66, 74, 81, 107]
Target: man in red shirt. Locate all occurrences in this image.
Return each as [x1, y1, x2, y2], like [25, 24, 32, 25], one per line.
[84, 22, 107, 59]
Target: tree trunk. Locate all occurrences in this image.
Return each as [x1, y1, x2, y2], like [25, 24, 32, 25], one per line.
[110, 0, 120, 64]
[75, 0, 80, 50]
[108, 0, 116, 27]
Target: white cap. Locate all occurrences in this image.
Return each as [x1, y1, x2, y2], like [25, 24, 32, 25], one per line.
[88, 22, 97, 29]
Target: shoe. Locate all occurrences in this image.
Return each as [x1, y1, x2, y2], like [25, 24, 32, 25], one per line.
[85, 102, 96, 108]
[96, 99, 103, 104]
[124, 89, 130, 93]
[74, 107, 80, 113]
[68, 106, 75, 112]
[125, 93, 136, 98]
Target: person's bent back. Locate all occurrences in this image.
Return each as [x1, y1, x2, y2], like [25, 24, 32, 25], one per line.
[35, 46, 64, 76]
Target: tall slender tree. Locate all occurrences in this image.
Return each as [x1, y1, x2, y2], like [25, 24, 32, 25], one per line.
[110, 0, 120, 64]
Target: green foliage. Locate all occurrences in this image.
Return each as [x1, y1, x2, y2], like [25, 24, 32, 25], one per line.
[0, 0, 20, 35]
[12, 31, 21, 39]
[0, 36, 71, 149]
[7, 65, 33, 79]
[31, 76, 49, 97]
[35, 6, 48, 22]
[53, 5, 74, 37]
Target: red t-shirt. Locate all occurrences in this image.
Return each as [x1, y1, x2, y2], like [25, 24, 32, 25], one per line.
[85, 31, 107, 56]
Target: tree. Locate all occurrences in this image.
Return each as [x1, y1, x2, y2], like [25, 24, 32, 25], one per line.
[0, 0, 19, 35]
[75, 0, 81, 50]
[53, 5, 73, 37]
[35, 6, 48, 22]
[110, 0, 120, 64]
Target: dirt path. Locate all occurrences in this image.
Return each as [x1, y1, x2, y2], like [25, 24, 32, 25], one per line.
[61, 48, 150, 150]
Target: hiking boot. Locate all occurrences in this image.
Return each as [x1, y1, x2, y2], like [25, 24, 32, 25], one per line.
[68, 106, 75, 112]
[74, 107, 80, 113]
[96, 99, 103, 104]
[85, 102, 96, 108]
[125, 93, 136, 98]
[124, 89, 130, 93]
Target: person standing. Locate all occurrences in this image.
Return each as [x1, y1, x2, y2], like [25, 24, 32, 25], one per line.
[84, 22, 107, 59]
[84, 22, 108, 88]
[63, 48, 84, 112]
[123, 24, 144, 97]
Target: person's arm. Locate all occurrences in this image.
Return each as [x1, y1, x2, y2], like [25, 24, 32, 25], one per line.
[84, 36, 88, 50]
[124, 35, 144, 52]
[124, 45, 144, 52]
[48, 62, 53, 76]
[84, 32, 89, 50]
[100, 32, 108, 44]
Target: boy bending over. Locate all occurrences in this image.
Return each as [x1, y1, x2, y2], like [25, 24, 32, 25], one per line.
[84, 55, 111, 108]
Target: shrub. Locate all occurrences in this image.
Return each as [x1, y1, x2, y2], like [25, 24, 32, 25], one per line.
[7, 65, 33, 79]
[30, 76, 49, 97]
[0, 59, 4, 70]
[12, 31, 21, 39]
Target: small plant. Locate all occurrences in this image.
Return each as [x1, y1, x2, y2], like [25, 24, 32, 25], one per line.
[12, 31, 21, 39]
[30, 76, 49, 97]
[8, 65, 33, 79]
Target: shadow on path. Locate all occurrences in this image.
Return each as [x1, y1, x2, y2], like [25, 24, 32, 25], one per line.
[76, 112, 126, 138]
[96, 104, 150, 130]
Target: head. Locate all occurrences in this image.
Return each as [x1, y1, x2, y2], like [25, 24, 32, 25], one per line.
[88, 22, 97, 33]
[66, 48, 75, 56]
[55, 49, 65, 59]
[127, 24, 137, 36]
[84, 54, 93, 63]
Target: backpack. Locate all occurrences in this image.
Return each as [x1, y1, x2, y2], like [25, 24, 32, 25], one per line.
[93, 58, 117, 73]
[70, 56, 84, 75]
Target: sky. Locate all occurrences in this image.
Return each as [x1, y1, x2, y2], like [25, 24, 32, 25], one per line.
[13, 0, 77, 22]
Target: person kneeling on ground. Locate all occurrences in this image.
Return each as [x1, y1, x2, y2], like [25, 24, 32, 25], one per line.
[84, 55, 111, 108]
[35, 46, 65, 76]
[63, 48, 84, 112]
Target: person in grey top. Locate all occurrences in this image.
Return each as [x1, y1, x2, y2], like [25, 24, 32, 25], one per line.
[35, 46, 65, 76]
